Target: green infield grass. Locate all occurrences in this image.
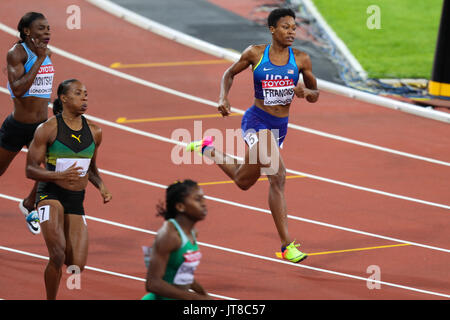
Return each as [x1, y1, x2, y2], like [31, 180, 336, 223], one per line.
[311, 0, 443, 79]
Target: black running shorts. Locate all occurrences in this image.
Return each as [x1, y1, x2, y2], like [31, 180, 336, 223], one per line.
[0, 114, 43, 152]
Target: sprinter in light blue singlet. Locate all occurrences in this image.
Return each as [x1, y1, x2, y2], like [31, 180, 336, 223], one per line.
[7, 41, 54, 99]
[187, 8, 319, 264]
[0, 12, 54, 235]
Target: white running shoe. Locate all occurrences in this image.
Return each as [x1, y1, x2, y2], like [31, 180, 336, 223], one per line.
[19, 200, 40, 235]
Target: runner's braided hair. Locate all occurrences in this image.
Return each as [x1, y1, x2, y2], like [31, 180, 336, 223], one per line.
[157, 180, 199, 220]
[17, 12, 46, 43]
[52, 79, 79, 115]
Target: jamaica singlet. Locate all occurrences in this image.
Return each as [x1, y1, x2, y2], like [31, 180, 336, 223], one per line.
[253, 44, 299, 106]
[46, 113, 95, 174]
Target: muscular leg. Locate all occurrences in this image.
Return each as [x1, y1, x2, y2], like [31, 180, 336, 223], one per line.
[202, 129, 281, 190]
[0, 146, 19, 176]
[22, 141, 38, 211]
[203, 145, 261, 190]
[39, 200, 66, 300]
[259, 130, 291, 246]
[0, 146, 38, 212]
[22, 181, 39, 212]
[64, 214, 89, 272]
[267, 156, 291, 247]
[204, 130, 292, 245]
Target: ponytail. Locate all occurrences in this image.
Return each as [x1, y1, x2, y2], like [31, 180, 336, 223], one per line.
[52, 98, 63, 115]
[53, 79, 79, 114]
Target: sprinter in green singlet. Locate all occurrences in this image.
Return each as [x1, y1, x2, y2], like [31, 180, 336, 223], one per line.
[142, 180, 211, 300]
[26, 79, 112, 300]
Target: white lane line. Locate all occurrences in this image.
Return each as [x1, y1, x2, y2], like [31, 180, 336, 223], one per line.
[3, 100, 446, 212]
[1, 186, 449, 255]
[0, 245, 235, 300]
[0, 245, 143, 281]
[86, 174, 450, 254]
[0, 23, 449, 168]
[52, 115, 450, 211]
[6, 143, 450, 253]
[1, 218, 448, 299]
[285, 167, 450, 210]
[287, 122, 450, 167]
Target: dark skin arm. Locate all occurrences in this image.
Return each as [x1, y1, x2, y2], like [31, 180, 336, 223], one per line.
[145, 222, 212, 300]
[190, 280, 208, 296]
[218, 45, 262, 117]
[86, 122, 112, 203]
[7, 39, 51, 98]
[293, 50, 319, 103]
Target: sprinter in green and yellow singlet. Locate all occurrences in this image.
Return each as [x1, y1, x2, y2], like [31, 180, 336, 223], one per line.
[26, 79, 112, 300]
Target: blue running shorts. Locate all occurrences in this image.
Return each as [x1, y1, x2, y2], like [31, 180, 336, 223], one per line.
[241, 105, 289, 148]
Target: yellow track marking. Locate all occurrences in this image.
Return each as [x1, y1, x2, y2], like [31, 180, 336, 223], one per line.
[275, 243, 411, 259]
[198, 175, 306, 186]
[110, 59, 231, 69]
[116, 113, 241, 124]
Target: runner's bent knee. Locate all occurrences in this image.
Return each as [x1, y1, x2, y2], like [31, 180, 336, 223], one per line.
[267, 164, 286, 189]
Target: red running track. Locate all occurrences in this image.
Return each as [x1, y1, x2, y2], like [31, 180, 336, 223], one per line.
[0, 0, 449, 300]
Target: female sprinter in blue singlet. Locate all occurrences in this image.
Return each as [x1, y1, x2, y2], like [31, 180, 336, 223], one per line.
[187, 8, 319, 263]
[0, 12, 54, 234]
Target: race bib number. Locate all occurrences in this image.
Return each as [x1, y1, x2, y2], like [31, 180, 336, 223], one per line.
[244, 131, 259, 149]
[56, 158, 91, 177]
[261, 78, 295, 106]
[28, 64, 54, 96]
[38, 205, 50, 223]
[173, 250, 202, 285]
